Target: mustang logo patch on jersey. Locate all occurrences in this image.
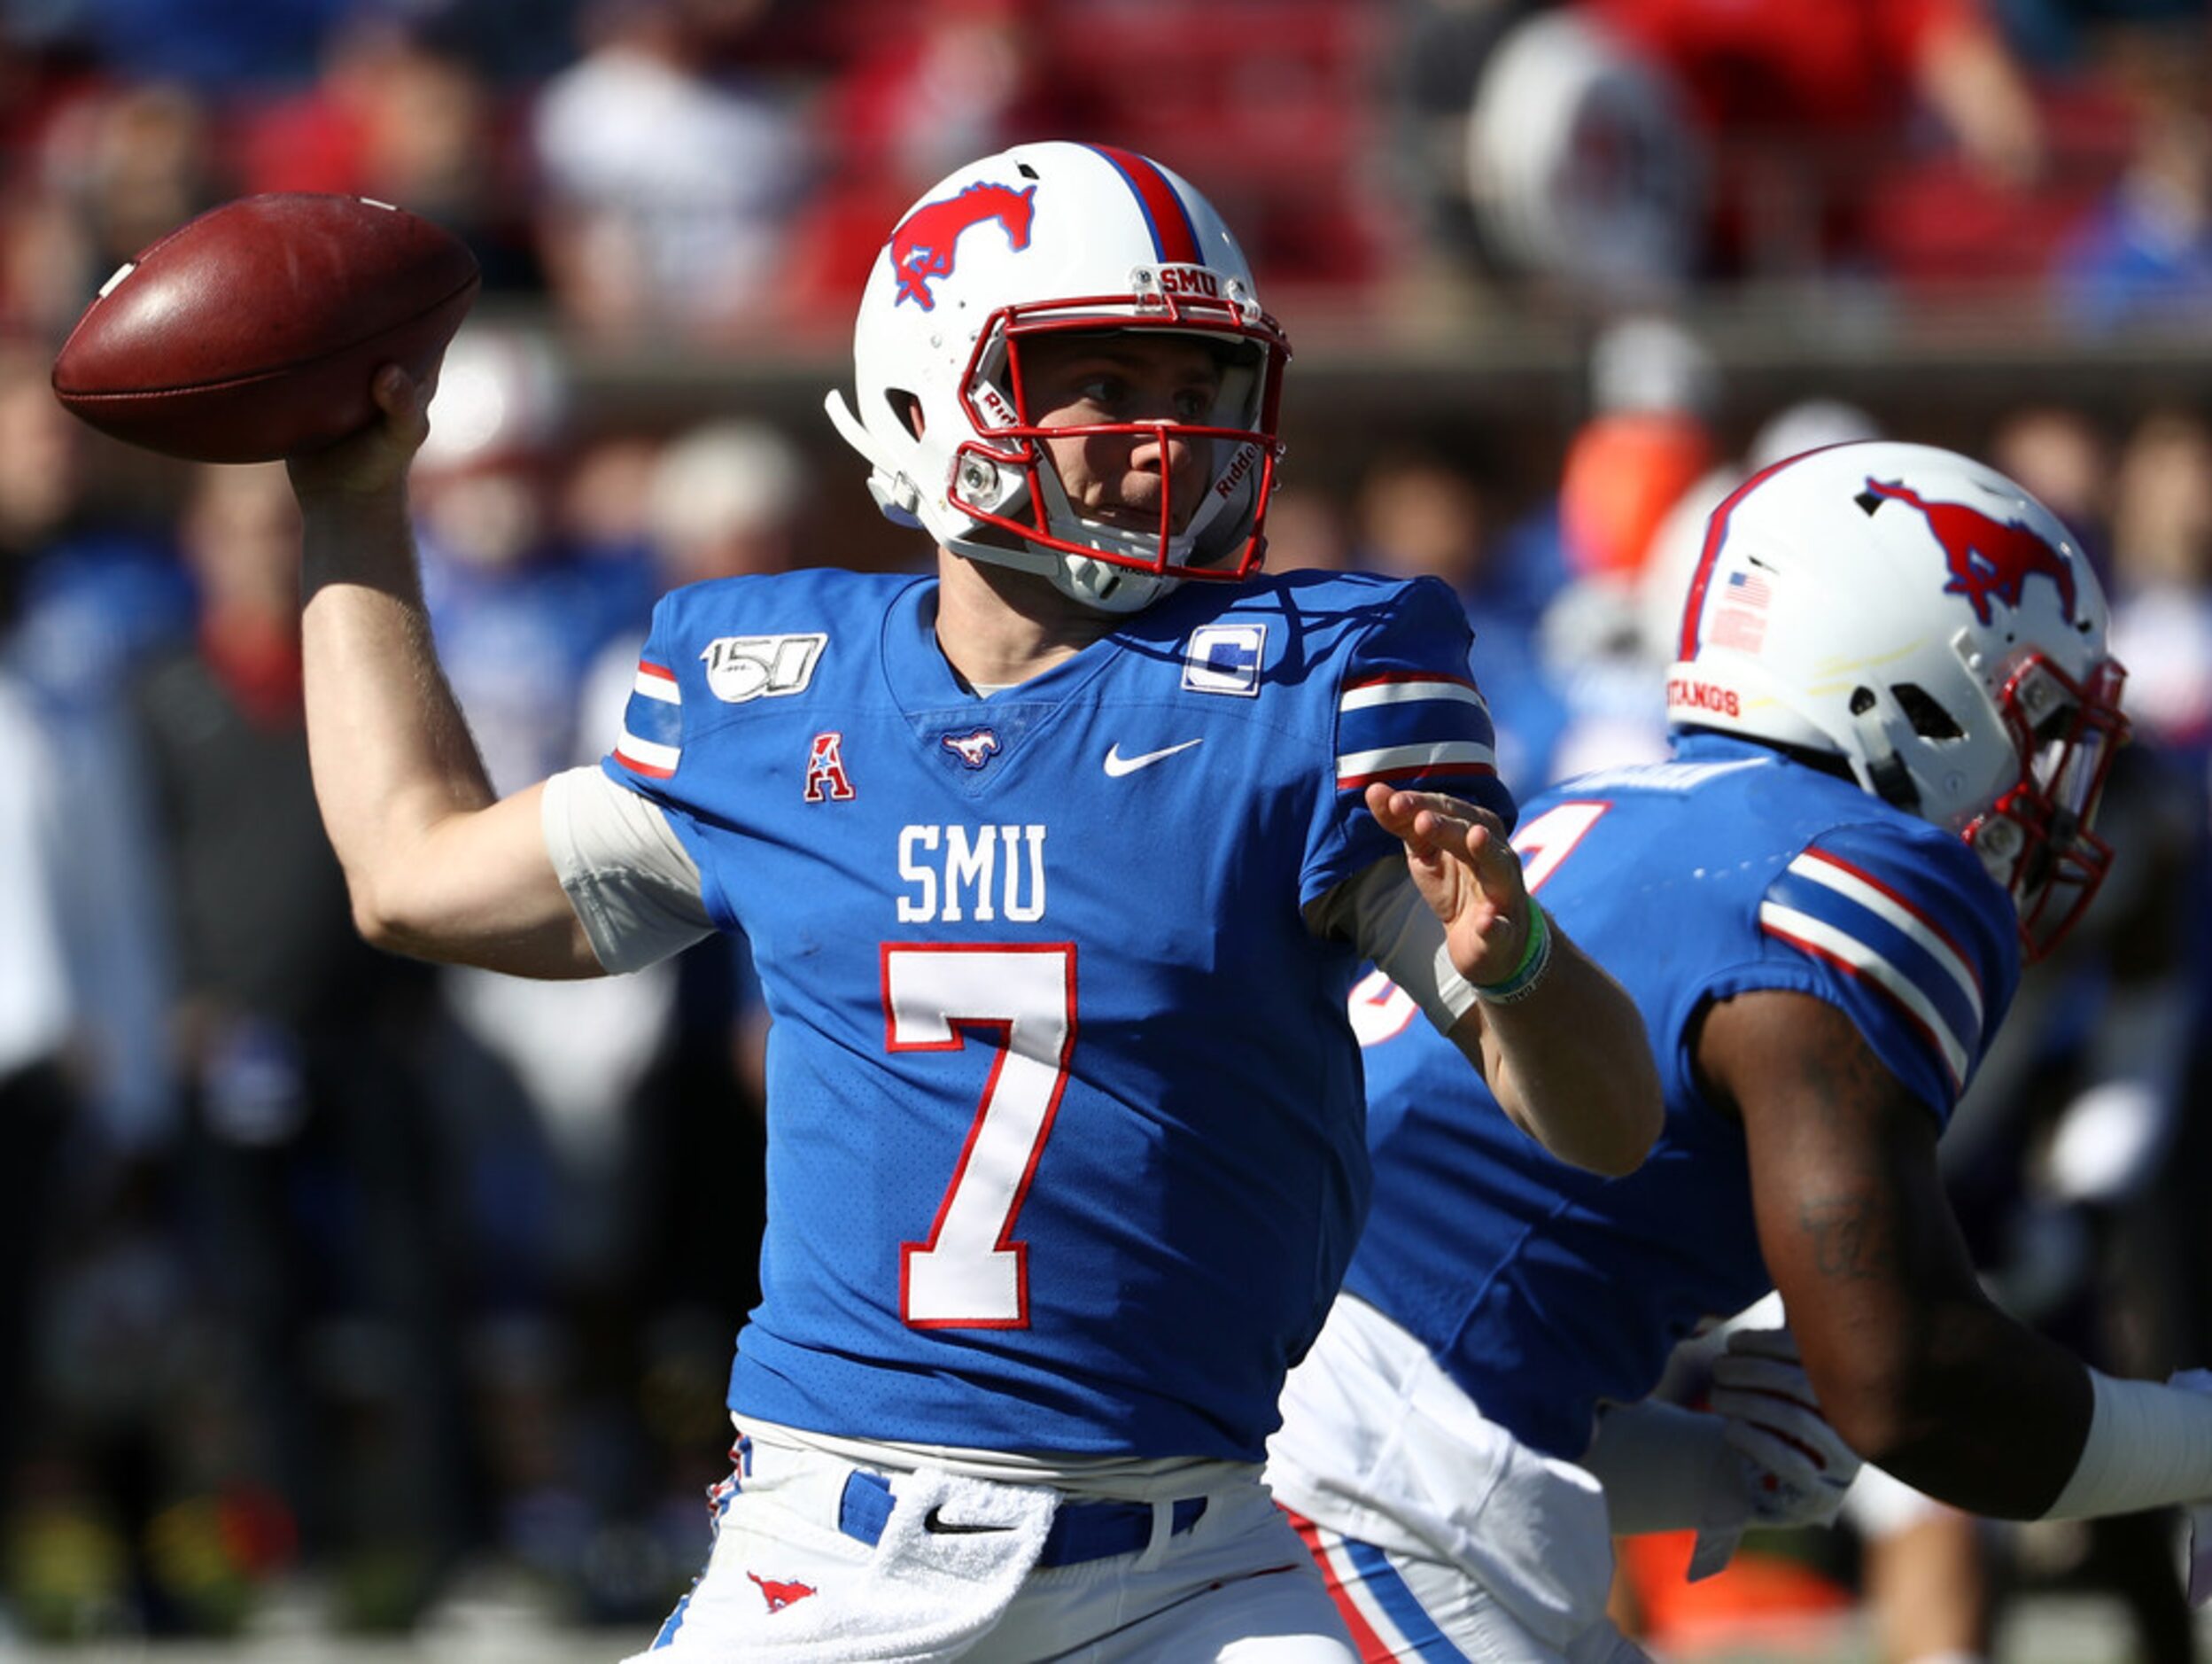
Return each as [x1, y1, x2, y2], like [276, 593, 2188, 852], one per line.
[747, 1571, 817, 1613]
[702, 633, 827, 704]
[1183, 622, 1267, 696]
[941, 727, 1001, 769]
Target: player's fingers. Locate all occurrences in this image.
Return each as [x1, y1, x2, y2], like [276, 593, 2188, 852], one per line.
[1711, 1352, 1820, 1409]
[372, 362, 434, 432]
[1388, 792, 1502, 854]
[1363, 781, 1416, 839]
[1369, 785, 1463, 867]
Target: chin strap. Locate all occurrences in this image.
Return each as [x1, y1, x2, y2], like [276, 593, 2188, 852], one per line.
[825, 390, 924, 526]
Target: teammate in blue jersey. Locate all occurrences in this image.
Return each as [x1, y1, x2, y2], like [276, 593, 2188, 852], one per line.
[1264, 439, 2212, 1662]
[278, 142, 1659, 1660]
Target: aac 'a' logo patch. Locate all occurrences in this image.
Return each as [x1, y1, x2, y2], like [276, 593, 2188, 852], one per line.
[702, 633, 827, 704]
[1182, 622, 1267, 697]
[804, 732, 856, 802]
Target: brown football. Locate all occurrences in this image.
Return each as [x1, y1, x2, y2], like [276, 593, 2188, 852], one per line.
[50, 193, 481, 464]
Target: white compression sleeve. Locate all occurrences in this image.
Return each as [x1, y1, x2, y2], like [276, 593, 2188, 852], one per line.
[1308, 859, 1479, 1032]
[2045, 1369, 2212, 1520]
[541, 765, 716, 974]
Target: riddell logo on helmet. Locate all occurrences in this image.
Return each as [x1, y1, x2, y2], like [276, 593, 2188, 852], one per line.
[1214, 442, 1259, 500]
[1859, 478, 2078, 627]
[1668, 678, 1740, 718]
[890, 183, 1037, 311]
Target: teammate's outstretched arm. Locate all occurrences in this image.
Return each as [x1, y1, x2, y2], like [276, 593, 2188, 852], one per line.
[1714, 989, 2212, 1520]
[1371, 782, 1662, 1177]
[287, 365, 602, 979]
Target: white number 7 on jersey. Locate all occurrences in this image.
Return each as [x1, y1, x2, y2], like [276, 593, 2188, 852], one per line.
[884, 944, 1076, 1328]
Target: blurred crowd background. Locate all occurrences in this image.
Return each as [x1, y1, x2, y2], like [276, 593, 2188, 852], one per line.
[4, 0, 2212, 1655]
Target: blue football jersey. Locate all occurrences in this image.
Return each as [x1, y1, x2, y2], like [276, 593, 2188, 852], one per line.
[1344, 732, 2022, 1460]
[602, 565, 1511, 1461]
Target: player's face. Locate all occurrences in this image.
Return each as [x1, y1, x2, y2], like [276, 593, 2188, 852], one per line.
[1016, 332, 1222, 537]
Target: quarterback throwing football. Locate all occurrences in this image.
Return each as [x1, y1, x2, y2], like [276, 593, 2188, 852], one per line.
[283, 142, 1659, 1660]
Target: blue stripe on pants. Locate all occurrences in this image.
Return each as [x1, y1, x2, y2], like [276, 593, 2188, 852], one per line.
[1343, 1535, 1475, 1661]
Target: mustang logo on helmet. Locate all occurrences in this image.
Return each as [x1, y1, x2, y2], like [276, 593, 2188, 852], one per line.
[1859, 478, 2079, 628]
[889, 183, 1037, 311]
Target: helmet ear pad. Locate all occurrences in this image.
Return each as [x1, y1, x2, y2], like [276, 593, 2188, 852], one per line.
[1665, 439, 2129, 959]
[827, 142, 1291, 613]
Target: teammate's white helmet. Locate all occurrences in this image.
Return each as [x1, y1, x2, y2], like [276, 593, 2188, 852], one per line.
[1668, 440, 2129, 960]
[825, 141, 1290, 613]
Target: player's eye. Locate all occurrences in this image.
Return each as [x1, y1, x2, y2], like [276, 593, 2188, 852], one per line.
[1172, 386, 1215, 422]
[1075, 374, 1128, 411]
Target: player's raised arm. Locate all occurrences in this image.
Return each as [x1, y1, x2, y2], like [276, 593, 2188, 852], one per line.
[288, 365, 602, 978]
[1366, 782, 1662, 1177]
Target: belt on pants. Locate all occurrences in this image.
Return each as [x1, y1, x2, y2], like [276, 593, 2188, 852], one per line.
[836, 1469, 1208, 1567]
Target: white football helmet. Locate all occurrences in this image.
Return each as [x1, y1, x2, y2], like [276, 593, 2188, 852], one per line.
[825, 141, 1290, 613]
[1667, 440, 2129, 960]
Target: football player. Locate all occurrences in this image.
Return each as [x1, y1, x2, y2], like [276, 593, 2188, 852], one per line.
[282, 142, 1660, 1660]
[1266, 440, 2212, 1662]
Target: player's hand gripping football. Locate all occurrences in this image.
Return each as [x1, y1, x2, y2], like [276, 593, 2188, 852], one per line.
[1365, 783, 1533, 989]
[286, 362, 433, 502]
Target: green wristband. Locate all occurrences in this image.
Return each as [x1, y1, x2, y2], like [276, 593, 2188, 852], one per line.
[1474, 903, 1553, 1006]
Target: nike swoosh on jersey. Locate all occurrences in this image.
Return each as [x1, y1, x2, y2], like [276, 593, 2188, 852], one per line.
[1103, 737, 1205, 776]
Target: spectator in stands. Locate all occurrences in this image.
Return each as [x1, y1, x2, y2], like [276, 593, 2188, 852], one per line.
[1525, 320, 1720, 781]
[19, 78, 225, 338]
[3, 0, 351, 90]
[0, 339, 180, 1161]
[1988, 402, 2115, 580]
[781, 0, 1106, 315]
[1578, 0, 2044, 277]
[2053, 16, 2212, 331]
[0, 338, 190, 1633]
[129, 461, 471, 1626]
[1460, 6, 1710, 305]
[2104, 408, 2212, 758]
[529, 0, 813, 341]
[0, 450, 81, 1637]
[232, 19, 544, 294]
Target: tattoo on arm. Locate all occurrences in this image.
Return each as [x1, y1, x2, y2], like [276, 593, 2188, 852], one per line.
[1798, 1197, 1903, 1280]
